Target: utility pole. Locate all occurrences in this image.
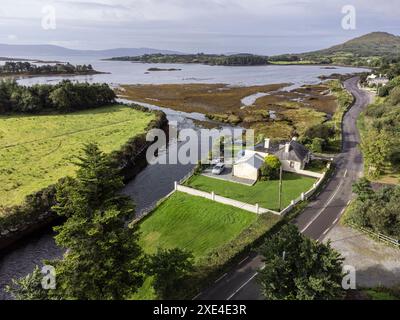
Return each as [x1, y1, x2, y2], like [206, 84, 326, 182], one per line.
[278, 166, 283, 212]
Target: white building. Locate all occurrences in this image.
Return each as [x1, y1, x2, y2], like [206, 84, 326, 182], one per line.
[367, 74, 389, 86]
[232, 152, 265, 181]
[232, 138, 311, 181]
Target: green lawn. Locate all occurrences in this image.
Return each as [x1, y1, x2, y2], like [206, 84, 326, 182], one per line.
[0, 105, 155, 208]
[139, 192, 258, 259]
[185, 173, 316, 211]
[135, 191, 279, 299]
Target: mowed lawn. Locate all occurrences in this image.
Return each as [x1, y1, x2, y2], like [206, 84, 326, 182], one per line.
[185, 173, 316, 211]
[139, 192, 258, 259]
[0, 105, 155, 208]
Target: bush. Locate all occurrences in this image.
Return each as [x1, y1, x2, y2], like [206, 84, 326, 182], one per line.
[304, 123, 335, 141]
[389, 86, 400, 105]
[310, 137, 325, 153]
[260, 155, 281, 180]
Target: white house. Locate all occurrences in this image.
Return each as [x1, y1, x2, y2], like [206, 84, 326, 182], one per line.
[232, 152, 265, 181]
[274, 140, 311, 172]
[367, 74, 389, 86]
[232, 138, 311, 181]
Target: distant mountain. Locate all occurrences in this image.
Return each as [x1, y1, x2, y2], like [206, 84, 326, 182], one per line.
[306, 32, 400, 57]
[0, 44, 182, 58]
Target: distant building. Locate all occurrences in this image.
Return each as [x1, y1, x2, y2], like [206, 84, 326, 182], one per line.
[367, 74, 389, 86]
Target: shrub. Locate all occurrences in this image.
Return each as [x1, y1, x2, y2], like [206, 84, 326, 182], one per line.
[389, 86, 400, 105]
[260, 155, 281, 180]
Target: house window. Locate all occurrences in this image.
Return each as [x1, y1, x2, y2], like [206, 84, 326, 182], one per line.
[290, 161, 295, 168]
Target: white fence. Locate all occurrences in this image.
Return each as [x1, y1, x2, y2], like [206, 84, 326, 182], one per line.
[175, 183, 279, 215]
[279, 171, 326, 216]
[175, 166, 327, 217]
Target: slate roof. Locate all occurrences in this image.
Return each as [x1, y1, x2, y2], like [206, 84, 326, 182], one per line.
[235, 153, 265, 169]
[274, 140, 309, 162]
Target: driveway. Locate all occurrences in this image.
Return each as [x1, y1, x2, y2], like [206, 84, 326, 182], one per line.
[202, 166, 256, 186]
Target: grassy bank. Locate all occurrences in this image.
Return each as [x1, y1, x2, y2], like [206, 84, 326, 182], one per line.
[184, 173, 316, 211]
[0, 105, 155, 208]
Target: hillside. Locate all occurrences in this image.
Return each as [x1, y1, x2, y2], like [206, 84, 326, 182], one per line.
[269, 32, 400, 66]
[313, 32, 400, 57]
[0, 43, 182, 58]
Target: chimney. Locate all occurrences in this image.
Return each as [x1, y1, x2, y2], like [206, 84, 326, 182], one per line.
[292, 136, 297, 141]
[285, 142, 290, 153]
[264, 138, 270, 150]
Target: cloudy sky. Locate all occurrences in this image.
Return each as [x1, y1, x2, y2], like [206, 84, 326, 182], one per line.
[0, 0, 399, 54]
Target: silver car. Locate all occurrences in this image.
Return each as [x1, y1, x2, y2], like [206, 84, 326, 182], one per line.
[212, 163, 225, 175]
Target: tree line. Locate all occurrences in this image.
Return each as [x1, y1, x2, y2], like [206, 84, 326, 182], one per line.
[0, 80, 116, 114]
[0, 61, 96, 75]
[108, 53, 270, 66]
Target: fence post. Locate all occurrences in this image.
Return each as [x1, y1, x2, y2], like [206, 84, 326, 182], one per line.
[211, 191, 215, 201]
[174, 181, 178, 191]
[256, 203, 259, 214]
[301, 192, 305, 201]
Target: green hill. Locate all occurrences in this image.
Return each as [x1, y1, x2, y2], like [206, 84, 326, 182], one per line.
[270, 32, 400, 67]
[314, 32, 400, 57]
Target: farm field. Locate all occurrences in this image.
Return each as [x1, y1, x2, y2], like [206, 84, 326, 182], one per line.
[185, 173, 316, 211]
[0, 105, 155, 208]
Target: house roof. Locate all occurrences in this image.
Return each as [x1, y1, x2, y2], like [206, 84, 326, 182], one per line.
[274, 140, 309, 162]
[234, 153, 265, 169]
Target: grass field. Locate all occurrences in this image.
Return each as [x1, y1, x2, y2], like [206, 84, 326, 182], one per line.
[139, 192, 258, 259]
[135, 191, 279, 299]
[185, 173, 316, 211]
[0, 105, 155, 208]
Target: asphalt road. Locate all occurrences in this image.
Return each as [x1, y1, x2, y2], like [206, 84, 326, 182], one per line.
[195, 76, 371, 300]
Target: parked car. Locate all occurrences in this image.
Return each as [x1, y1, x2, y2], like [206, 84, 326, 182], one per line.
[212, 163, 225, 175]
[211, 158, 223, 165]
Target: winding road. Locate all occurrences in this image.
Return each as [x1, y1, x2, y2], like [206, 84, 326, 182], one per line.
[195, 76, 372, 300]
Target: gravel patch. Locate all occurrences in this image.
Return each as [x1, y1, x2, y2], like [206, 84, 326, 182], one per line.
[323, 224, 400, 288]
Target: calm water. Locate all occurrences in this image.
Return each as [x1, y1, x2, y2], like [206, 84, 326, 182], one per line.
[13, 55, 368, 87]
[0, 56, 368, 299]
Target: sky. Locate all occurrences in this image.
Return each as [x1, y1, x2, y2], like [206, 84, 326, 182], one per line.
[0, 0, 399, 55]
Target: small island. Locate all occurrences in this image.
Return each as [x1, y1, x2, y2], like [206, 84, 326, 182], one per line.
[147, 67, 182, 72]
[0, 61, 104, 77]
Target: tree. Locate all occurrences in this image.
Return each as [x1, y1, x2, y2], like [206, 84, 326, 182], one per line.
[258, 224, 344, 300]
[352, 178, 374, 202]
[260, 155, 281, 180]
[50, 143, 146, 299]
[148, 248, 194, 299]
[361, 129, 392, 178]
[389, 86, 400, 105]
[310, 137, 325, 153]
[5, 266, 49, 300]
